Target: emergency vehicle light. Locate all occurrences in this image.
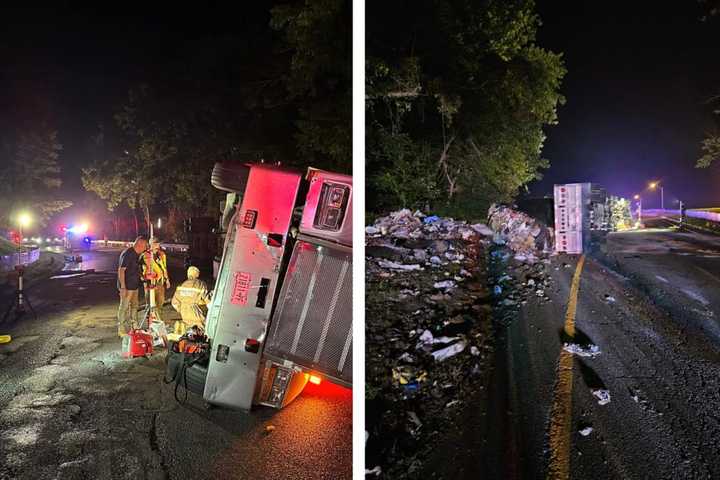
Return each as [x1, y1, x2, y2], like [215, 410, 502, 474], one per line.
[313, 182, 349, 231]
[242, 209, 257, 229]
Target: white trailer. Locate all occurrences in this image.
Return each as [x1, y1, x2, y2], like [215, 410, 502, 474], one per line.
[554, 183, 592, 254]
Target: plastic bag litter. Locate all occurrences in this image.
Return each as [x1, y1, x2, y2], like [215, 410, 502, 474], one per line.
[605, 295, 616, 303]
[472, 224, 494, 236]
[424, 215, 440, 224]
[592, 389, 611, 405]
[378, 260, 422, 271]
[433, 280, 456, 290]
[563, 343, 601, 357]
[432, 340, 467, 361]
[392, 366, 427, 385]
[579, 426, 593, 436]
[150, 320, 168, 347]
[416, 330, 460, 349]
[365, 226, 380, 235]
[366, 466, 382, 476]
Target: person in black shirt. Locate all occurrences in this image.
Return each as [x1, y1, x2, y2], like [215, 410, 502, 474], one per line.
[117, 236, 148, 336]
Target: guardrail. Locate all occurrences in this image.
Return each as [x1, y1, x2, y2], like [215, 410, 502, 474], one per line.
[0, 248, 41, 272]
[90, 240, 189, 253]
[642, 209, 720, 223]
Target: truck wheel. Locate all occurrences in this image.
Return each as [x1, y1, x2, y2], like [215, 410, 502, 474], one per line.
[211, 162, 250, 193]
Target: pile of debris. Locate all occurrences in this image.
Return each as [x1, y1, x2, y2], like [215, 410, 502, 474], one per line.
[488, 204, 554, 261]
[365, 206, 556, 478]
[365, 210, 495, 478]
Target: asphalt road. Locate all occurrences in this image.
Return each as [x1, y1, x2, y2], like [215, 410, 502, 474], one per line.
[499, 218, 720, 479]
[0, 248, 351, 480]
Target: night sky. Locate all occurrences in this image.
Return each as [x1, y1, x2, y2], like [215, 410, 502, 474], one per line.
[531, 1, 720, 208]
[0, 4, 274, 205]
[3, 3, 720, 214]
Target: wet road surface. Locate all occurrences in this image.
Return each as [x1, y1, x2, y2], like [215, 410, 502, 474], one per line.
[503, 219, 720, 479]
[0, 248, 351, 480]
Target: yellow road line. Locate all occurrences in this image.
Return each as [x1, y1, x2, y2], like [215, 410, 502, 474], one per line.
[547, 254, 586, 480]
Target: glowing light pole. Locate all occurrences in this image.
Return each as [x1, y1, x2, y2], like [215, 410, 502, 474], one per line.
[17, 212, 32, 243]
[634, 194, 642, 225]
[649, 181, 664, 210]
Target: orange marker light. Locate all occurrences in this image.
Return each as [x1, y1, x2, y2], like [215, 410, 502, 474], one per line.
[308, 374, 322, 385]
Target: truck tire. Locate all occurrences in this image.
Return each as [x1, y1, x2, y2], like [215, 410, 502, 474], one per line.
[211, 162, 250, 193]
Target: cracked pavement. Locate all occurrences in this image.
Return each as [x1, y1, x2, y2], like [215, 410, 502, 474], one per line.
[0, 248, 351, 480]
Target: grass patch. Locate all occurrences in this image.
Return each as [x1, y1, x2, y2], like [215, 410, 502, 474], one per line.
[0, 237, 20, 255]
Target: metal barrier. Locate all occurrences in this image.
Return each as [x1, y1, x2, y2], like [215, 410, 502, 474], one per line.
[0, 248, 41, 272]
[643, 209, 720, 223]
[90, 240, 189, 253]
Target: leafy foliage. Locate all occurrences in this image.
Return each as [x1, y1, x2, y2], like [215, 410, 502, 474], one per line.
[0, 124, 72, 228]
[81, 2, 351, 239]
[271, 0, 351, 172]
[696, 96, 720, 168]
[367, 0, 566, 217]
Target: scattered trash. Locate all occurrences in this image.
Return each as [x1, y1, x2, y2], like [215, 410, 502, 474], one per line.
[592, 389, 611, 405]
[579, 426, 594, 436]
[487, 204, 554, 255]
[433, 280, 456, 290]
[408, 411, 423, 430]
[415, 330, 460, 349]
[378, 260, 422, 271]
[365, 466, 382, 476]
[366, 209, 493, 477]
[563, 343, 601, 358]
[392, 366, 427, 385]
[493, 285, 503, 296]
[432, 340, 467, 361]
[604, 295, 616, 303]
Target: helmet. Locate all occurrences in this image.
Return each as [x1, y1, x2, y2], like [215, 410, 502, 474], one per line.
[187, 266, 200, 279]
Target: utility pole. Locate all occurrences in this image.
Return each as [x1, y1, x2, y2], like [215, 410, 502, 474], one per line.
[661, 186, 664, 210]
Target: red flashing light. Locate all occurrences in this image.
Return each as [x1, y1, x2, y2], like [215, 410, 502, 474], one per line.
[242, 210, 258, 229]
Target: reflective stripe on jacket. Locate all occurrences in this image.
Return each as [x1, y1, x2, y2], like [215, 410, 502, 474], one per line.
[141, 250, 168, 283]
[171, 278, 210, 326]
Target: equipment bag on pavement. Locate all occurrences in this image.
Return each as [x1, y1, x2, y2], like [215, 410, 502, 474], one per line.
[122, 329, 154, 358]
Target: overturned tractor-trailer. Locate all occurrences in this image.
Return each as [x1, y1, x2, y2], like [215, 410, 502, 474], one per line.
[171, 162, 353, 410]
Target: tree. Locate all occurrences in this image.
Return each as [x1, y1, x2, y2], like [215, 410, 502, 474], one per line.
[82, 86, 180, 235]
[696, 1, 720, 168]
[271, 0, 352, 172]
[0, 124, 72, 229]
[366, 0, 566, 217]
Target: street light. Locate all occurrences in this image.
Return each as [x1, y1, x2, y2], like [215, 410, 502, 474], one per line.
[633, 194, 642, 226]
[17, 212, 32, 243]
[648, 181, 664, 210]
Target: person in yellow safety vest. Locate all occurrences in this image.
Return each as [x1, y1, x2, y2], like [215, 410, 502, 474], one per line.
[142, 237, 171, 319]
[171, 266, 211, 336]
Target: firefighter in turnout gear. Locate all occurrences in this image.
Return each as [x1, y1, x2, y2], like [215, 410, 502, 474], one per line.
[142, 237, 171, 320]
[171, 266, 210, 335]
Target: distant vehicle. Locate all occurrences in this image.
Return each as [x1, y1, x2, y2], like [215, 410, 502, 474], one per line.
[171, 162, 353, 410]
